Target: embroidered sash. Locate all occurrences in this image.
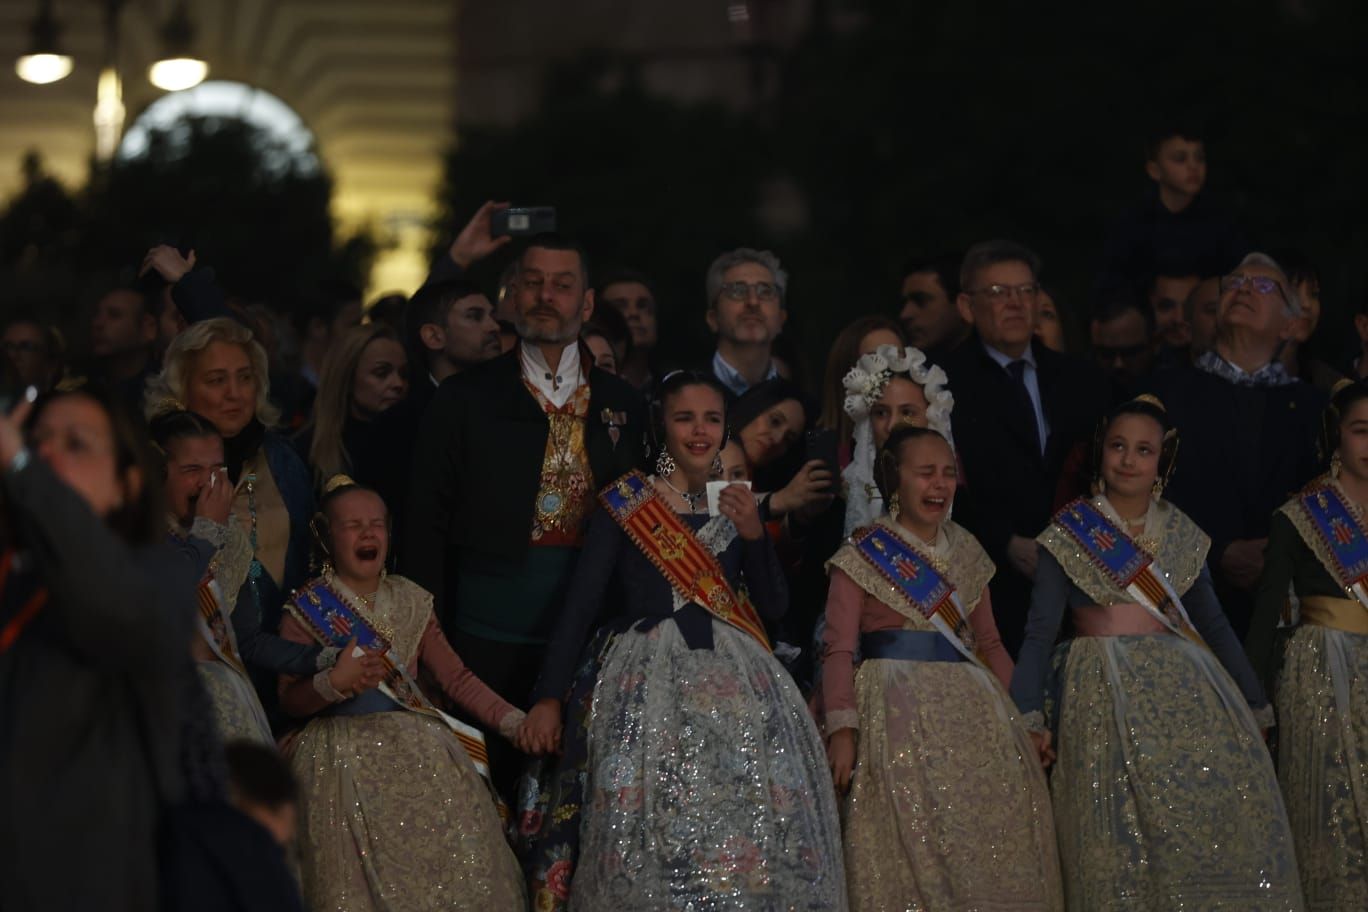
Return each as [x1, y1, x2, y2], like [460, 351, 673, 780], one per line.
[288, 578, 492, 780]
[848, 524, 981, 664]
[196, 574, 249, 677]
[599, 471, 771, 651]
[1291, 482, 1368, 611]
[1053, 498, 1207, 648]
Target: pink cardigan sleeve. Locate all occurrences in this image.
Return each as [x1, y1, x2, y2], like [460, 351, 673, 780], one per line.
[970, 587, 1014, 689]
[278, 614, 339, 717]
[418, 615, 524, 739]
[820, 568, 864, 735]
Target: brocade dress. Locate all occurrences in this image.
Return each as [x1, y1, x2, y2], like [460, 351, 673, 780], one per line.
[279, 573, 525, 911]
[822, 516, 1063, 912]
[1249, 476, 1368, 912]
[525, 497, 847, 912]
[1013, 495, 1302, 911]
[170, 516, 272, 746]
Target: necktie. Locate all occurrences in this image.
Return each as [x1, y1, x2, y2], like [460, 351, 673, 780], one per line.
[1007, 359, 1043, 455]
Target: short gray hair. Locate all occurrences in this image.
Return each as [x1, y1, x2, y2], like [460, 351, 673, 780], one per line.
[705, 248, 788, 308]
[1233, 252, 1302, 317]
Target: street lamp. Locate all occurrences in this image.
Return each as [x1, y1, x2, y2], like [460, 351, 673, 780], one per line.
[148, 1, 208, 92]
[15, 0, 74, 85]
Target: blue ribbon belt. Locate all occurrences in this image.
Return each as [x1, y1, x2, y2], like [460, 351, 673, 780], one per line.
[322, 689, 401, 718]
[860, 629, 967, 663]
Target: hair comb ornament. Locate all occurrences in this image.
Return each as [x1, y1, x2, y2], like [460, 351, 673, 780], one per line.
[1132, 393, 1167, 412]
[323, 474, 358, 495]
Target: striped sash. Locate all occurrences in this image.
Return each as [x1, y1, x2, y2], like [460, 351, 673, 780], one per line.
[288, 578, 492, 780]
[1053, 498, 1207, 648]
[600, 471, 771, 651]
[195, 575, 248, 677]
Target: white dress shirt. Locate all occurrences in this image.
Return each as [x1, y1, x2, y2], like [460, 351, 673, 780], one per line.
[521, 340, 583, 409]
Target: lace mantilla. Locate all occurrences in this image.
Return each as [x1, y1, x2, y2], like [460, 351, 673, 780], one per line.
[828, 517, 994, 628]
[1038, 496, 1209, 606]
[841, 344, 955, 538]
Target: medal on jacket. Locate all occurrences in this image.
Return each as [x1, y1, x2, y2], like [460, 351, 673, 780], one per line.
[602, 408, 626, 450]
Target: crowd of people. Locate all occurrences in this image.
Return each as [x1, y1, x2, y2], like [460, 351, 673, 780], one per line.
[1, 124, 1365, 911]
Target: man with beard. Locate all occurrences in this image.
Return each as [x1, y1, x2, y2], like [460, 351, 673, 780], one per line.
[403, 234, 645, 801]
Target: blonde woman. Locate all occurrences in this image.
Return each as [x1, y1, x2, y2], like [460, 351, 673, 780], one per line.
[294, 322, 408, 484]
[145, 317, 330, 717]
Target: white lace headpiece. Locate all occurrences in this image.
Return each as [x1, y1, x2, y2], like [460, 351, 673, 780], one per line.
[840, 344, 954, 536]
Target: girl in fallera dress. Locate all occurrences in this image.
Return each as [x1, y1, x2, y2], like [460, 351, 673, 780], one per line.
[1250, 378, 1368, 911]
[822, 425, 1063, 912]
[519, 370, 846, 912]
[1012, 395, 1302, 911]
[152, 408, 272, 746]
[278, 478, 525, 911]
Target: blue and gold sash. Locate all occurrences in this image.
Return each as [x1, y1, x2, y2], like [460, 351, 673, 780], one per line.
[1053, 498, 1207, 648]
[849, 524, 979, 663]
[1294, 482, 1368, 610]
[289, 577, 492, 779]
[600, 471, 771, 650]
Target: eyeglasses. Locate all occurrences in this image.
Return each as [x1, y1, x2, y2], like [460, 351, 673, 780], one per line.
[719, 281, 780, 303]
[1220, 273, 1286, 299]
[2, 340, 45, 355]
[968, 283, 1040, 304]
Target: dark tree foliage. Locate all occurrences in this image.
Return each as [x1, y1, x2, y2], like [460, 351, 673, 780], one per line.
[0, 116, 373, 343]
[84, 115, 373, 302]
[437, 0, 1367, 372]
[435, 56, 769, 364]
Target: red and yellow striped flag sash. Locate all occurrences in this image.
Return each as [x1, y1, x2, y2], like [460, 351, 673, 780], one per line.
[196, 576, 248, 676]
[600, 472, 772, 651]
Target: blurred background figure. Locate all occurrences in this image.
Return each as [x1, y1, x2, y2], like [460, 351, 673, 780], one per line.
[2, 317, 64, 392]
[597, 268, 660, 391]
[898, 253, 969, 363]
[295, 322, 409, 487]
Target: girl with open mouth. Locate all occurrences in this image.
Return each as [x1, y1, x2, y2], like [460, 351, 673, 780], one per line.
[277, 477, 526, 911]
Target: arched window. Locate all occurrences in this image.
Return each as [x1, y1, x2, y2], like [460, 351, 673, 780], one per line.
[117, 80, 318, 174]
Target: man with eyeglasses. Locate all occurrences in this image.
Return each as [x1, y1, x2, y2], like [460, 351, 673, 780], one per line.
[1149, 251, 1325, 638]
[704, 248, 788, 398]
[943, 239, 1111, 656]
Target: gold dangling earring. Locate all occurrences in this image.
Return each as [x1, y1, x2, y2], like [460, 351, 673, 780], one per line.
[1151, 477, 1164, 502]
[1332, 450, 1343, 480]
[888, 492, 901, 519]
[1092, 475, 1106, 496]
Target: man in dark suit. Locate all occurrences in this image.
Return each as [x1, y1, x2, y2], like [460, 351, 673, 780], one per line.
[403, 233, 645, 797]
[943, 240, 1111, 656]
[366, 278, 501, 539]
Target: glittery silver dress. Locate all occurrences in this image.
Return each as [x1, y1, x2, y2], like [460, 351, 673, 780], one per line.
[180, 518, 274, 746]
[279, 575, 526, 911]
[530, 508, 847, 912]
[1250, 486, 1368, 911]
[823, 518, 1064, 912]
[1014, 497, 1302, 911]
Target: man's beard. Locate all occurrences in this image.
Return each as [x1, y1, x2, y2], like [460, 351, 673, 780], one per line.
[515, 315, 579, 346]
